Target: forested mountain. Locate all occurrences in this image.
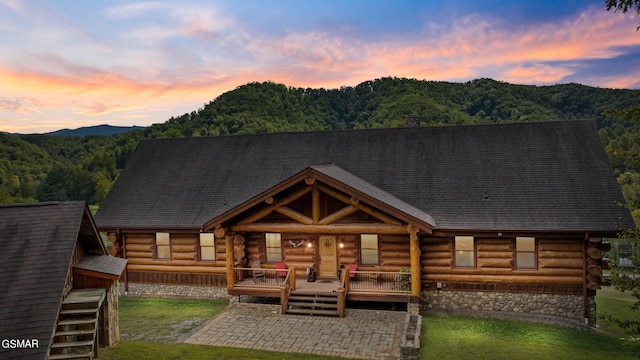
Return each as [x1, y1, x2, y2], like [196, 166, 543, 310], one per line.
[2, 77, 639, 225]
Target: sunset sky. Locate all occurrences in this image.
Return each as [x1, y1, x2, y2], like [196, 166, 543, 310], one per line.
[2, 0, 640, 134]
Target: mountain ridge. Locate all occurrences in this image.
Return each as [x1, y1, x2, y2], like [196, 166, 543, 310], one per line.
[45, 124, 145, 137]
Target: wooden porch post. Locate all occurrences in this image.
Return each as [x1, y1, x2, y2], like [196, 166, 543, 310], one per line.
[408, 224, 421, 296]
[225, 234, 235, 290]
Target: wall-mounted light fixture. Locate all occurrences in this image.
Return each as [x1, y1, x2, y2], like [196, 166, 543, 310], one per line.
[339, 238, 344, 248]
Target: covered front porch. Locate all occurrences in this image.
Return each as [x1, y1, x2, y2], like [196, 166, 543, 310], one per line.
[205, 166, 433, 317]
[228, 266, 416, 317]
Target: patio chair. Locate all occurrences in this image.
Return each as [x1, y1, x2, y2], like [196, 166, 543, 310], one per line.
[276, 261, 287, 283]
[348, 263, 357, 281]
[251, 259, 266, 283]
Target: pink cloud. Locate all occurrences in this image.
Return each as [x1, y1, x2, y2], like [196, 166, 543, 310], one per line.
[2, 3, 640, 134]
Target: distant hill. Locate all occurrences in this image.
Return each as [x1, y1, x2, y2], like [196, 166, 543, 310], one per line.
[46, 124, 145, 137]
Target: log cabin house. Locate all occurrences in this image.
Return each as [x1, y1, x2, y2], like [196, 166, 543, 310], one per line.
[0, 201, 127, 360]
[95, 120, 633, 325]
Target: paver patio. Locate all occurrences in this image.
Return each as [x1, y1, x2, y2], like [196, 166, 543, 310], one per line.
[185, 302, 406, 359]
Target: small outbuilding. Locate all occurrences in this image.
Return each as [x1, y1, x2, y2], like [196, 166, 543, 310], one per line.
[0, 201, 127, 360]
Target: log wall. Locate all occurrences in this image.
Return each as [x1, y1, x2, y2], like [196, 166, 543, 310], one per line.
[245, 233, 319, 278]
[337, 235, 359, 266]
[122, 233, 226, 281]
[118, 230, 588, 293]
[243, 233, 413, 277]
[378, 234, 411, 270]
[421, 236, 584, 293]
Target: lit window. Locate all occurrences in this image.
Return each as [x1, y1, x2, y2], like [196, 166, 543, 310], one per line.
[516, 237, 536, 269]
[455, 236, 475, 267]
[200, 233, 215, 261]
[266, 233, 282, 262]
[155, 232, 171, 259]
[360, 234, 379, 265]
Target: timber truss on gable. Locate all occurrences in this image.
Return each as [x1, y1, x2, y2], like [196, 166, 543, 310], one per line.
[204, 165, 435, 235]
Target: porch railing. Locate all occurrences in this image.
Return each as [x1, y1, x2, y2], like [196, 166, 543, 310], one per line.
[280, 267, 294, 314]
[232, 267, 411, 294]
[348, 270, 412, 293]
[233, 267, 289, 288]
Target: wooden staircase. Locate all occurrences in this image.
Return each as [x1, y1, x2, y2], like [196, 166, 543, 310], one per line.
[48, 289, 105, 360]
[285, 291, 339, 317]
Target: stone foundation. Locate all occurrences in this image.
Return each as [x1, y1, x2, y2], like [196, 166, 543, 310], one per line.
[421, 289, 593, 328]
[119, 282, 230, 299]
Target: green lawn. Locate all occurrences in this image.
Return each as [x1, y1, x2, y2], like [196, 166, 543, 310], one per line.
[99, 293, 639, 360]
[117, 297, 228, 343]
[422, 315, 636, 360]
[596, 285, 639, 342]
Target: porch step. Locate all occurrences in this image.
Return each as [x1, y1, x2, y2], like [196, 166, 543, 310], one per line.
[57, 318, 97, 327]
[289, 295, 337, 302]
[60, 308, 99, 316]
[51, 340, 94, 348]
[288, 301, 338, 309]
[286, 308, 340, 316]
[54, 329, 96, 337]
[285, 293, 339, 317]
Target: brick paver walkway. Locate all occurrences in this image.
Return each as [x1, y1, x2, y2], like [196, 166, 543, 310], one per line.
[185, 303, 406, 359]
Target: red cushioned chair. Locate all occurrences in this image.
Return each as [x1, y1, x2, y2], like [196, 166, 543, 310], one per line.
[276, 262, 287, 283]
[348, 263, 357, 281]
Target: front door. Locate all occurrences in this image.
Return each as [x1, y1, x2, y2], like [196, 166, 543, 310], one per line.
[318, 235, 337, 277]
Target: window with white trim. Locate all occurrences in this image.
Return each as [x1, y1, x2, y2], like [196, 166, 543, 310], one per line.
[360, 234, 379, 265]
[515, 237, 536, 269]
[266, 233, 282, 262]
[200, 233, 216, 261]
[454, 236, 475, 267]
[155, 232, 171, 260]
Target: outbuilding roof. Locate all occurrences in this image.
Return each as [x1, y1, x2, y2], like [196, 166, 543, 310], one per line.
[96, 120, 633, 234]
[0, 201, 117, 359]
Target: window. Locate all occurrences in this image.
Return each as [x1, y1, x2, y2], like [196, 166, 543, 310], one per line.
[265, 233, 282, 262]
[360, 234, 379, 265]
[515, 237, 536, 269]
[155, 232, 171, 259]
[200, 233, 216, 261]
[455, 236, 475, 267]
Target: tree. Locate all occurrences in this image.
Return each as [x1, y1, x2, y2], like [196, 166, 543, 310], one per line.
[606, 228, 640, 353]
[37, 165, 95, 202]
[606, 0, 640, 30]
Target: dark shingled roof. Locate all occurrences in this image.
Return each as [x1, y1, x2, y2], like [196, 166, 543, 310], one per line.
[0, 202, 108, 359]
[96, 120, 633, 233]
[309, 164, 436, 229]
[74, 255, 128, 279]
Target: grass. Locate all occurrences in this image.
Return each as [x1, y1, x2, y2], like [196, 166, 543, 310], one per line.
[596, 285, 639, 340]
[100, 342, 346, 360]
[422, 315, 636, 360]
[117, 297, 228, 343]
[99, 293, 639, 360]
